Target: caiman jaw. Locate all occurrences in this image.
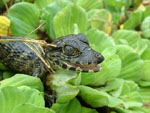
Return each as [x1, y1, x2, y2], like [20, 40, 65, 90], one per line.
[69, 63, 102, 72]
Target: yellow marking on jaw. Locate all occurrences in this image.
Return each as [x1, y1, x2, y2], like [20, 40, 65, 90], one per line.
[66, 64, 72, 70]
[88, 70, 94, 72]
[76, 67, 82, 71]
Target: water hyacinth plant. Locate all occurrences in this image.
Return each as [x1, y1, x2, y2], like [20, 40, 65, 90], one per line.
[0, 0, 150, 113]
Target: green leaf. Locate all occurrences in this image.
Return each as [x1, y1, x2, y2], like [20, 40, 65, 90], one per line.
[54, 4, 88, 37]
[120, 92, 143, 108]
[142, 6, 150, 21]
[0, 86, 53, 113]
[8, 2, 40, 39]
[97, 79, 142, 109]
[120, 80, 139, 96]
[0, 61, 8, 71]
[0, 74, 44, 92]
[139, 87, 150, 104]
[49, 70, 80, 103]
[51, 98, 81, 113]
[108, 96, 126, 108]
[114, 106, 148, 113]
[18, 86, 44, 107]
[141, 48, 150, 60]
[12, 103, 55, 113]
[99, 78, 124, 94]
[122, 10, 142, 30]
[86, 28, 116, 52]
[141, 60, 150, 81]
[2, 71, 14, 79]
[134, 39, 150, 56]
[141, 16, 150, 39]
[77, 0, 103, 11]
[81, 107, 98, 113]
[90, 9, 112, 34]
[103, 0, 131, 11]
[41, 2, 60, 40]
[112, 30, 141, 48]
[116, 45, 143, 81]
[78, 85, 109, 107]
[0, 86, 24, 113]
[40, 0, 73, 40]
[35, 0, 53, 8]
[138, 81, 150, 87]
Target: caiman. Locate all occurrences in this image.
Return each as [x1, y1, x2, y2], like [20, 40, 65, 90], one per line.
[0, 33, 104, 77]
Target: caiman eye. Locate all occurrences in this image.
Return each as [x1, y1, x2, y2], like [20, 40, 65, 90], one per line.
[64, 45, 78, 56]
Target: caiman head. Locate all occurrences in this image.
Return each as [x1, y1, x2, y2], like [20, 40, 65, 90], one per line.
[45, 33, 104, 72]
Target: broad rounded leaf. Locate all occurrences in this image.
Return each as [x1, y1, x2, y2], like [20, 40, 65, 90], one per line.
[122, 10, 142, 30]
[120, 92, 142, 108]
[12, 103, 55, 113]
[138, 81, 150, 87]
[49, 70, 80, 103]
[103, 0, 130, 11]
[41, 2, 60, 40]
[112, 30, 141, 48]
[77, 0, 103, 11]
[141, 60, 150, 81]
[54, 4, 88, 37]
[134, 39, 150, 56]
[90, 9, 112, 34]
[86, 28, 116, 52]
[97, 79, 142, 109]
[139, 87, 150, 104]
[35, 0, 53, 8]
[81, 107, 98, 113]
[142, 6, 150, 20]
[141, 16, 150, 39]
[0, 74, 44, 91]
[8, 2, 40, 39]
[0, 61, 8, 71]
[18, 86, 44, 107]
[2, 71, 14, 79]
[78, 85, 109, 107]
[0, 86, 24, 113]
[141, 48, 150, 60]
[51, 98, 81, 113]
[116, 45, 143, 81]
[0, 86, 52, 113]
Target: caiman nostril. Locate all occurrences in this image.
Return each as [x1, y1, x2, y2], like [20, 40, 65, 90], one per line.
[96, 54, 104, 63]
[96, 54, 101, 58]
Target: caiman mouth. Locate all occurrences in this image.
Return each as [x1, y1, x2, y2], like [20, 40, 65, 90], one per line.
[69, 63, 102, 72]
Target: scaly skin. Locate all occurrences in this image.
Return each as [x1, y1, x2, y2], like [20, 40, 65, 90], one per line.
[0, 33, 104, 77]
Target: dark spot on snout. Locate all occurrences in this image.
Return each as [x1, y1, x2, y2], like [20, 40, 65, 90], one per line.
[96, 53, 104, 64]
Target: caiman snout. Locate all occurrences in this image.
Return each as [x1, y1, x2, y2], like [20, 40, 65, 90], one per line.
[95, 52, 104, 64]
